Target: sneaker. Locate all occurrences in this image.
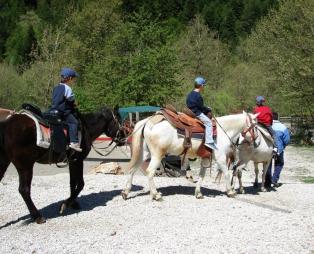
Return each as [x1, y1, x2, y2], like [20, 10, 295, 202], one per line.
[273, 182, 282, 188]
[204, 142, 218, 151]
[69, 143, 82, 152]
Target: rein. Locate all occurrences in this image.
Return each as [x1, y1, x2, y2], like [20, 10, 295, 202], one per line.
[90, 109, 121, 157]
[214, 113, 256, 150]
[213, 116, 238, 149]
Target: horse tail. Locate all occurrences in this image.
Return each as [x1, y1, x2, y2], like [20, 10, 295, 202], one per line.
[0, 121, 9, 181]
[0, 121, 5, 152]
[126, 119, 148, 171]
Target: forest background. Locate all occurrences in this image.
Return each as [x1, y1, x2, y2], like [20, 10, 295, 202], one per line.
[0, 0, 313, 119]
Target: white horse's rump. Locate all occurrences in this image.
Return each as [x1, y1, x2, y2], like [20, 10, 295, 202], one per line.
[122, 112, 258, 200]
[233, 126, 273, 193]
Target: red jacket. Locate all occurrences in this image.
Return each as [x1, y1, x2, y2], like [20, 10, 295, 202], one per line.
[253, 105, 273, 126]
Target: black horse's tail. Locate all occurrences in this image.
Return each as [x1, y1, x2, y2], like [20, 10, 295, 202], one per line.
[0, 121, 5, 151]
[0, 121, 9, 182]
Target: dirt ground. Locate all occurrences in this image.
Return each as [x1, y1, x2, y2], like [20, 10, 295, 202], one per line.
[0, 144, 313, 254]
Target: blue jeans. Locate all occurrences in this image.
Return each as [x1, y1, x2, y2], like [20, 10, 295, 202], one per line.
[264, 125, 279, 149]
[267, 152, 284, 183]
[197, 113, 214, 144]
[64, 114, 79, 143]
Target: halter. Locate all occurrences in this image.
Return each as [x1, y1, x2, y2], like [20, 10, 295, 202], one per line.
[241, 113, 257, 144]
[91, 109, 133, 157]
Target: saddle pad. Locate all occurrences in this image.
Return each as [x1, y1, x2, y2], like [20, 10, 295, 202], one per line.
[20, 110, 50, 148]
[148, 113, 165, 126]
[256, 125, 274, 144]
[20, 110, 81, 149]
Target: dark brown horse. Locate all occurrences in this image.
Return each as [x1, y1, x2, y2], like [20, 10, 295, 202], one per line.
[0, 106, 127, 224]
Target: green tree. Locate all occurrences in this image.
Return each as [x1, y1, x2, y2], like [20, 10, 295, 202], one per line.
[0, 63, 25, 109]
[4, 11, 42, 67]
[79, 10, 180, 111]
[242, 0, 314, 116]
[175, 15, 230, 113]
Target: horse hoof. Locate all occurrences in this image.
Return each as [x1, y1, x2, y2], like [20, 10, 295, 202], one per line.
[196, 193, 204, 199]
[35, 216, 46, 224]
[59, 203, 67, 214]
[153, 192, 163, 201]
[186, 176, 195, 183]
[121, 191, 128, 200]
[70, 201, 81, 210]
[227, 191, 237, 198]
[239, 188, 245, 194]
[261, 187, 267, 192]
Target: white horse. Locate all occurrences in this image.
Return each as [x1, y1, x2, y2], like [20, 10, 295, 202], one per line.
[121, 111, 258, 200]
[231, 125, 274, 193]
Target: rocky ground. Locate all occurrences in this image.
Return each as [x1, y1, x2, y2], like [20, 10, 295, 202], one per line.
[0, 145, 313, 254]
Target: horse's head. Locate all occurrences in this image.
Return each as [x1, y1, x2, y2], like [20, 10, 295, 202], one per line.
[99, 107, 131, 146]
[240, 111, 259, 144]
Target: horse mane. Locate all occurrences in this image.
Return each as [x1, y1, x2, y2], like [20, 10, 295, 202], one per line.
[217, 112, 245, 123]
[216, 113, 247, 130]
[80, 107, 114, 125]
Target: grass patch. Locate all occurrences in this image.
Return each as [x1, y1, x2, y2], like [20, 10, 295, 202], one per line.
[302, 176, 314, 183]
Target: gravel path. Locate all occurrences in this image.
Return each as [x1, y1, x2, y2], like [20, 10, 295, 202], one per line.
[0, 146, 313, 254]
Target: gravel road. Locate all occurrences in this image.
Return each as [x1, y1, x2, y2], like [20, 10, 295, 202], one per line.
[0, 145, 313, 254]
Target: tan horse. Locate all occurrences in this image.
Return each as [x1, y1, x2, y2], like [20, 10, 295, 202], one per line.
[122, 112, 258, 200]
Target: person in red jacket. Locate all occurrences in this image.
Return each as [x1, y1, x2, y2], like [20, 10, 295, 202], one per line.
[253, 96, 278, 153]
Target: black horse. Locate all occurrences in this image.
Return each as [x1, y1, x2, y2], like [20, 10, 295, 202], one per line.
[0, 106, 127, 223]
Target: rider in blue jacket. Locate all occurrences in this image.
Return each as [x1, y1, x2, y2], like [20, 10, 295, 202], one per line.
[186, 76, 217, 150]
[50, 68, 82, 152]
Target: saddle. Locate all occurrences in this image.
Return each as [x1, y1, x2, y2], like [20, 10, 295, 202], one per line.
[21, 103, 76, 154]
[256, 124, 274, 144]
[160, 105, 216, 158]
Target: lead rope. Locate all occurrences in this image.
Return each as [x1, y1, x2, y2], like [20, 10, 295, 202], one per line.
[213, 116, 238, 149]
[91, 114, 156, 157]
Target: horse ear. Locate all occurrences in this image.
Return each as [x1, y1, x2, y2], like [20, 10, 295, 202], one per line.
[252, 112, 260, 119]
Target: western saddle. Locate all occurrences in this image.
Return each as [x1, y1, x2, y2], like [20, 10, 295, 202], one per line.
[160, 105, 216, 159]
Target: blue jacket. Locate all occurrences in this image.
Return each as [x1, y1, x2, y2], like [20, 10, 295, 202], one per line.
[272, 120, 290, 154]
[50, 83, 75, 116]
[186, 90, 210, 116]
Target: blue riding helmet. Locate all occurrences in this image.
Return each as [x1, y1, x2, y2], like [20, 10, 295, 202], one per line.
[60, 68, 79, 78]
[195, 76, 206, 86]
[256, 95, 265, 104]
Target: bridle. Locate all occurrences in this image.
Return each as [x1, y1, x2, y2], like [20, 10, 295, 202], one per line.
[90, 110, 133, 157]
[240, 113, 257, 144]
[214, 113, 257, 149]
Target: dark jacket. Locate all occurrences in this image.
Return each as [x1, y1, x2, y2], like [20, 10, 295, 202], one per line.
[186, 90, 210, 116]
[50, 83, 75, 117]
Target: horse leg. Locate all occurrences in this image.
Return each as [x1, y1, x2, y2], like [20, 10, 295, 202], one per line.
[16, 164, 45, 224]
[59, 160, 84, 214]
[253, 163, 259, 188]
[145, 156, 162, 201]
[121, 161, 143, 200]
[195, 165, 206, 199]
[0, 154, 10, 181]
[261, 161, 271, 192]
[216, 155, 236, 197]
[237, 169, 245, 194]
